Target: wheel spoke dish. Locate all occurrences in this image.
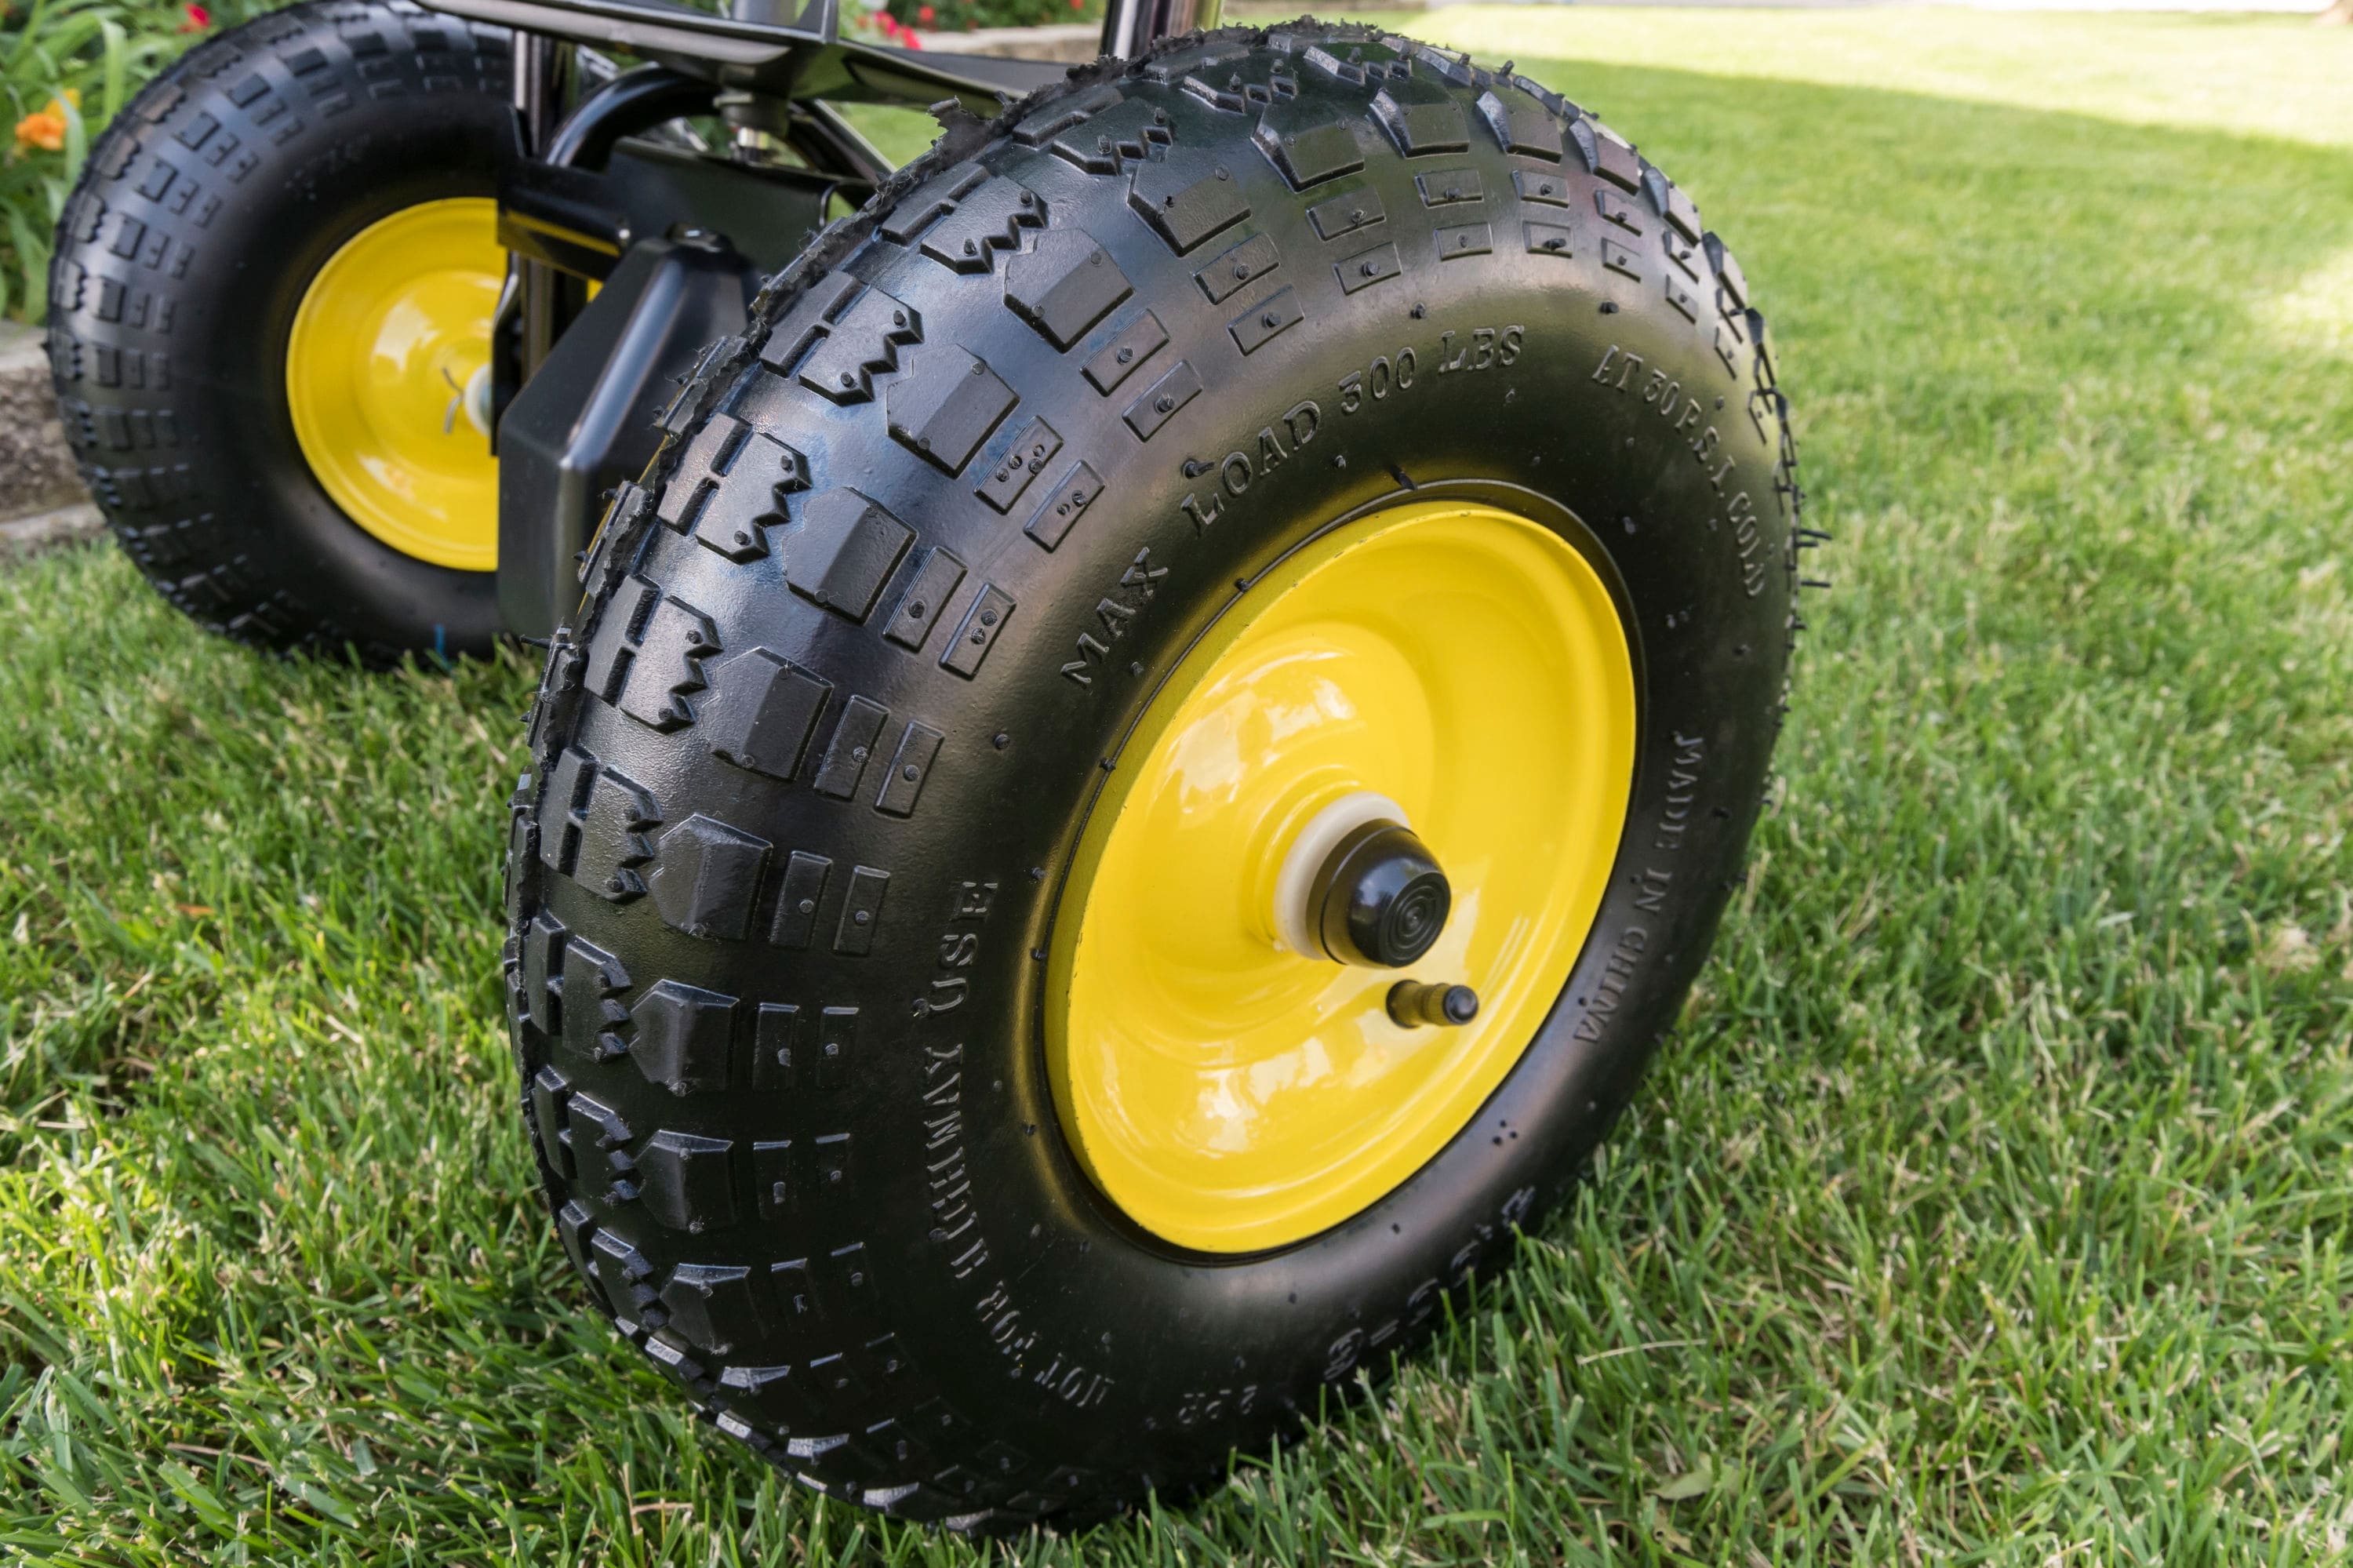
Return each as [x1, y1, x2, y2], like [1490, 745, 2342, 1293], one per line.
[1049, 501, 1638, 1253]
[286, 197, 504, 573]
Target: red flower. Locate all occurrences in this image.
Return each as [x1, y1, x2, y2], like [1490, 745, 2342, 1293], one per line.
[177, 2, 210, 29]
[917, 4, 933, 21]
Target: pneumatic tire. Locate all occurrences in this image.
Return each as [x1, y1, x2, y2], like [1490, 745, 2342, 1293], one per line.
[505, 22, 1806, 1530]
[46, 0, 512, 664]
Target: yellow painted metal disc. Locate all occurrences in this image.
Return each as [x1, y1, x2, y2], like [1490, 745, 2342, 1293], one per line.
[1047, 500, 1638, 1253]
[285, 197, 502, 573]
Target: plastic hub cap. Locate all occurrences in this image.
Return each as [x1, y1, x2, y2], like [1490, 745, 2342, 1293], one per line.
[1307, 818, 1452, 968]
[285, 198, 503, 572]
[1047, 500, 1638, 1253]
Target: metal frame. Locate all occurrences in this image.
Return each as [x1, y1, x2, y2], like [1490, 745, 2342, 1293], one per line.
[422, 0, 1223, 635]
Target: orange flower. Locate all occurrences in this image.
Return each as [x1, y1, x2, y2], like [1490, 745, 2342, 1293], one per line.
[13, 109, 67, 154]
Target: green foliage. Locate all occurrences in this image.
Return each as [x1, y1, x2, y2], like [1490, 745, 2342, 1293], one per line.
[0, 0, 209, 322]
[0, 0, 1099, 320]
[2, 9, 2351, 1563]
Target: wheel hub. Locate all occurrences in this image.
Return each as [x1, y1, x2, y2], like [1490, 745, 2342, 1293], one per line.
[285, 197, 503, 572]
[1046, 500, 1638, 1253]
[1304, 817, 1452, 969]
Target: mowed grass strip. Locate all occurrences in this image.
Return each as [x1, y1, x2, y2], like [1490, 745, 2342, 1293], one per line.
[3, 11, 2350, 1563]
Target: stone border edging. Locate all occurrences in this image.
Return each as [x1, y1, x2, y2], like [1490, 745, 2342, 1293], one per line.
[0, 322, 86, 529]
[905, 20, 1102, 57]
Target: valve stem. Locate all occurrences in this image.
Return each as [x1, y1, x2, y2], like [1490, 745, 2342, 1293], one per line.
[1387, 980, 1478, 1029]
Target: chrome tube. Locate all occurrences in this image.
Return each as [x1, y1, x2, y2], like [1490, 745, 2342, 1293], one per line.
[1097, 0, 1222, 60]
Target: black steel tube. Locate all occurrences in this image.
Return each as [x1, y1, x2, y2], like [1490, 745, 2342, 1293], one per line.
[545, 63, 717, 169]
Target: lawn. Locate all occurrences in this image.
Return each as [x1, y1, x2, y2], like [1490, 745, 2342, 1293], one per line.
[5, 7, 2351, 1563]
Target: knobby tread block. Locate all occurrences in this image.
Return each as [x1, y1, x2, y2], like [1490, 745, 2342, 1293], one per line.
[814, 696, 889, 800]
[920, 176, 1046, 274]
[1084, 311, 1167, 394]
[976, 417, 1063, 514]
[886, 347, 1018, 475]
[704, 649, 831, 782]
[941, 586, 1015, 678]
[885, 548, 969, 652]
[631, 979, 738, 1094]
[1005, 228, 1133, 349]
[648, 814, 771, 943]
[1195, 231, 1281, 303]
[782, 490, 914, 620]
[1128, 152, 1252, 254]
[1306, 186, 1385, 242]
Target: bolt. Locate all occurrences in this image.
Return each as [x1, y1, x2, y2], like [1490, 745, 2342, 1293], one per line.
[1387, 980, 1479, 1029]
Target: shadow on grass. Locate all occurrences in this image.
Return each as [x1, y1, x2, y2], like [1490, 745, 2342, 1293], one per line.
[0, 60, 2347, 1566]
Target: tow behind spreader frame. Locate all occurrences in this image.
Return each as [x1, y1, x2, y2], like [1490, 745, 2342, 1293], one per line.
[427, 0, 1219, 638]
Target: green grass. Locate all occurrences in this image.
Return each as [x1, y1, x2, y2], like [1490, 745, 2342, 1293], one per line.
[5, 9, 2352, 1562]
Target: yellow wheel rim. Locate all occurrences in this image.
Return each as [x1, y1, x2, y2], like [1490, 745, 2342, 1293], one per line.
[1047, 500, 1638, 1253]
[285, 197, 502, 572]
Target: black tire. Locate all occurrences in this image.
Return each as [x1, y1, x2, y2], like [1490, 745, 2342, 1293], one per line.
[506, 22, 1805, 1530]
[46, 0, 512, 664]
